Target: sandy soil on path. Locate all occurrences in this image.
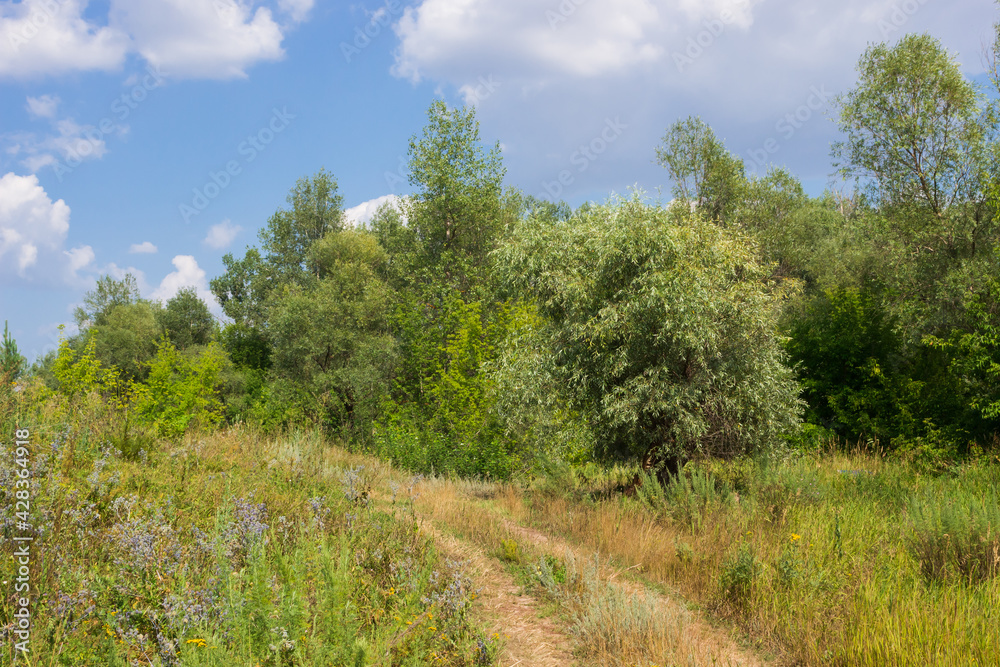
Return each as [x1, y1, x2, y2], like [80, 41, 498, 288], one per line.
[418, 520, 578, 667]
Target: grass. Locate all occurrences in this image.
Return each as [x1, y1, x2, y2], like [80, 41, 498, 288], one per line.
[0, 421, 498, 666]
[504, 448, 1000, 665]
[409, 476, 753, 667]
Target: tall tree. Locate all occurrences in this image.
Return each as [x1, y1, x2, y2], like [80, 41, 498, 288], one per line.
[656, 116, 746, 225]
[158, 287, 215, 349]
[403, 100, 508, 293]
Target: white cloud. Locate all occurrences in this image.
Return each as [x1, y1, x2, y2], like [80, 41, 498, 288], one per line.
[203, 219, 242, 249]
[110, 0, 286, 79]
[1, 0, 310, 81]
[278, 0, 314, 23]
[129, 241, 158, 254]
[392, 0, 665, 83]
[25, 94, 59, 119]
[0, 0, 130, 79]
[389, 0, 997, 200]
[344, 194, 404, 227]
[0, 172, 93, 284]
[150, 255, 219, 312]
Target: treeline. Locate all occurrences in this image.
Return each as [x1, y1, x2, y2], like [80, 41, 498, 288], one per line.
[7, 32, 1000, 475]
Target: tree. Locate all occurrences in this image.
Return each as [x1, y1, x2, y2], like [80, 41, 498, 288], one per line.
[494, 194, 802, 472]
[267, 229, 396, 435]
[656, 116, 746, 225]
[403, 100, 508, 292]
[831, 33, 1000, 344]
[260, 168, 346, 282]
[1, 321, 25, 381]
[158, 287, 215, 349]
[211, 170, 348, 328]
[89, 302, 161, 382]
[75, 274, 141, 329]
[834, 34, 994, 222]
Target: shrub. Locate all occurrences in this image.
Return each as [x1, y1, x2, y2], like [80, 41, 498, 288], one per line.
[719, 544, 763, 605]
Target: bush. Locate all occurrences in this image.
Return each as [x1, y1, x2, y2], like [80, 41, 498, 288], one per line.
[494, 194, 802, 470]
[719, 544, 763, 606]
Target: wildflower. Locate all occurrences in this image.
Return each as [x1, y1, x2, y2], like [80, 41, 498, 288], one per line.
[790, 533, 801, 542]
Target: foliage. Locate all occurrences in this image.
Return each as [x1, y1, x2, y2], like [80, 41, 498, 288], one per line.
[74, 273, 141, 329]
[494, 194, 802, 469]
[1, 321, 25, 381]
[88, 301, 162, 382]
[403, 99, 508, 294]
[656, 115, 746, 225]
[158, 286, 215, 349]
[267, 229, 396, 437]
[134, 339, 226, 438]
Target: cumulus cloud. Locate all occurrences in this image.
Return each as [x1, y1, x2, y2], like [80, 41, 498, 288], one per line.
[0, 0, 130, 79]
[109, 0, 286, 79]
[25, 94, 60, 119]
[150, 255, 219, 312]
[1, 0, 311, 81]
[389, 0, 997, 200]
[129, 241, 158, 254]
[203, 219, 242, 249]
[344, 194, 404, 227]
[0, 172, 94, 284]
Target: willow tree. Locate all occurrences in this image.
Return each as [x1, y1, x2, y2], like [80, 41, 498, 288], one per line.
[493, 194, 802, 472]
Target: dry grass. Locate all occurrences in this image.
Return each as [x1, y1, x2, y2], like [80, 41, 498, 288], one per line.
[411, 477, 764, 667]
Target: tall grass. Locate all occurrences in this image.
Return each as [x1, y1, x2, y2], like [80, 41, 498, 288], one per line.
[504, 448, 1000, 665]
[0, 422, 496, 666]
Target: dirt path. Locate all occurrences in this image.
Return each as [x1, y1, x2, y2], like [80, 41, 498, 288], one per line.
[403, 477, 768, 667]
[419, 520, 577, 667]
[498, 517, 765, 667]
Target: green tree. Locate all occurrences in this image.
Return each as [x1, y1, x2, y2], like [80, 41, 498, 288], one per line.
[211, 169, 347, 328]
[89, 301, 161, 382]
[74, 274, 141, 329]
[834, 33, 994, 221]
[494, 194, 802, 472]
[656, 116, 746, 225]
[261, 168, 346, 282]
[266, 229, 396, 436]
[1, 321, 25, 381]
[158, 287, 215, 349]
[135, 339, 226, 438]
[403, 100, 509, 293]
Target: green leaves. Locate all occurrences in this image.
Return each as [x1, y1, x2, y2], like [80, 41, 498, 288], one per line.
[833, 33, 993, 219]
[494, 194, 802, 466]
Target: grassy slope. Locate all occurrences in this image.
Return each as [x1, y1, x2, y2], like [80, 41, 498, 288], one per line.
[0, 425, 497, 666]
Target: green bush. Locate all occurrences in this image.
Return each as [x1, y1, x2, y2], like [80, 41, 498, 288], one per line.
[719, 544, 763, 606]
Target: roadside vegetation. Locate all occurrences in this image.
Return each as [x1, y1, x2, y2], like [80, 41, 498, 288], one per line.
[3, 25, 1000, 667]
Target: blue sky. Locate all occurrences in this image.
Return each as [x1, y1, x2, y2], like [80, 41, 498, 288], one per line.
[0, 0, 995, 361]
